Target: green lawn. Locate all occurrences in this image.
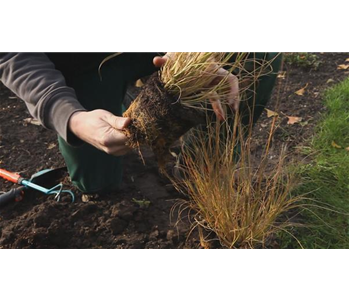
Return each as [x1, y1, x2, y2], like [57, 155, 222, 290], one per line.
[279, 77, 349, 248]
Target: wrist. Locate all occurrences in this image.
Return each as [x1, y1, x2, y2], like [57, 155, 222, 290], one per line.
[68, 110, 87, 139]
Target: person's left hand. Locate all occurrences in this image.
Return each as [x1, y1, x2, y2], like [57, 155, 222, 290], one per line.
[68, 109, 131, 156]
[153, 53, 239, 121]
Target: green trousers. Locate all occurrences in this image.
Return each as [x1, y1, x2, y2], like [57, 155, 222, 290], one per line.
[58, 53, 158, 193]
[58, 53, 282, 193]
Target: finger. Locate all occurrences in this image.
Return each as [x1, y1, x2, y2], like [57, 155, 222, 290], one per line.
[210, 69, 240, 111]
[153, 53, 172, 68]
[116, 117, 131, 130]
[226, 73, 240, 111]
[209, 92, 225, 121]
[102, 129, 131, 156]
[153, 56, 167, 68]
[108, 115, 131, 130]
[109, 126, 131, 154]
[211, 101, 225, 121]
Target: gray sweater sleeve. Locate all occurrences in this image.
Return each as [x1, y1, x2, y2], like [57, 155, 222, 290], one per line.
[0, 53, 86, 144]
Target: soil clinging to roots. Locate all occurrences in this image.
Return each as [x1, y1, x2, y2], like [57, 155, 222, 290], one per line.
[123, 73, 206, 167]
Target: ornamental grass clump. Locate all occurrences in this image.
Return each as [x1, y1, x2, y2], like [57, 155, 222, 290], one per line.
[170, 116, 304, 249]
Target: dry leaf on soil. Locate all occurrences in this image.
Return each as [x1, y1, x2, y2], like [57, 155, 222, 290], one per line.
[326, 79, 335, 84]
[23, 118, 41, 126]
[295, 83, 309, 96]
[47, 143, 56, 150]
[287, 116, 303, 125]
[300, 120, 309, 127]
[135, 79, 144, 87]
[337, 64, 349, 70]
[265, 109, 279, 118]
[277, 71, 286, 79]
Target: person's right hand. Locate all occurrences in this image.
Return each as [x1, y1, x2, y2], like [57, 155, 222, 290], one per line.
[153, 53, 240, 121]
[68, 109, 131, 156]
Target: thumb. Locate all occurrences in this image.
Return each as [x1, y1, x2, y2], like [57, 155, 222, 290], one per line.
[153, 53, 173, 68]
[107, 115, 131, 130]
[153, 56, 167, 68]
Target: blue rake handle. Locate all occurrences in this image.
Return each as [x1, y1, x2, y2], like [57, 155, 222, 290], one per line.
[21, 179, 75, 202]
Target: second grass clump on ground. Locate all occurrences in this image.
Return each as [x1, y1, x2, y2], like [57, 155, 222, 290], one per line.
[170, 114, 304, 249]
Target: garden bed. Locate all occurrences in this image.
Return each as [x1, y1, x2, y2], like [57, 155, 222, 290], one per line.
[1, 52, 349, 248]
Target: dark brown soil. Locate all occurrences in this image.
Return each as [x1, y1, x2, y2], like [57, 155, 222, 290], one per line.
[252, 53, 349, 162]
[1, 52, 349, 249]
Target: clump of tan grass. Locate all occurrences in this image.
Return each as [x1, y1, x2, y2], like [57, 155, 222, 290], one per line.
[170, 114, 304, 249]
[160, 53, 240, 107]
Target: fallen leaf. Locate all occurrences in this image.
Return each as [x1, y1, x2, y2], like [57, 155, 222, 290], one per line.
[331, 141, 342, 149]
[82, 194, 90, 203]
[47, 143, 56, 150]
[277, 71, 286, 79]
[287, 116, 303, 125]
[300, 120, 309, 127]
[135, 79, 144, 87]
[326, 79, 335, 84]
[345, 58, 349, 62]
[132, 198, 151, 208]
[346, 147, 349, 152]
[265, 109, 279, 118]
[337, 64, 349, 70]
[295, 83, 309, 96]
[23, 118, 41, 126]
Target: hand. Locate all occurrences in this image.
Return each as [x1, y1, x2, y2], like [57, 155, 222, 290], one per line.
[153, 53, 239, 121]
[68, 109, 131, 156]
